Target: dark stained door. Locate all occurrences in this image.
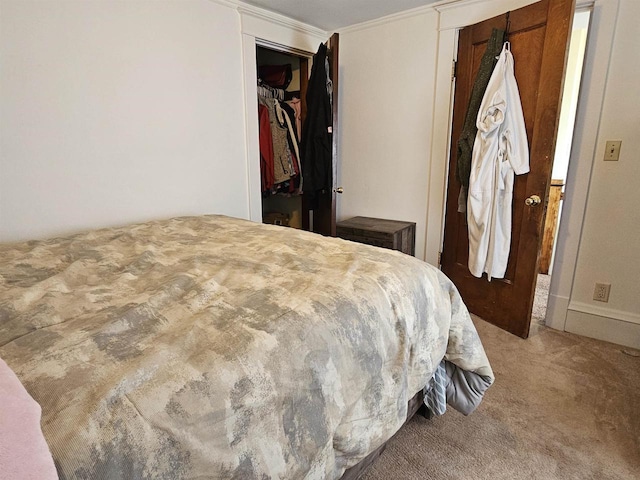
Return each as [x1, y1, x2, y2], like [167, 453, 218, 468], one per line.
[441, 0, 575, 338]
[303, 33, 339, 236]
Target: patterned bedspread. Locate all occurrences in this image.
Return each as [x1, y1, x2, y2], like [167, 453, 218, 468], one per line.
[0, 215, 493, 479]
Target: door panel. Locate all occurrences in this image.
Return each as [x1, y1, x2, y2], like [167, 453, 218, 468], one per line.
[308, 33, 339, 237]
[441, 0, 574, 338]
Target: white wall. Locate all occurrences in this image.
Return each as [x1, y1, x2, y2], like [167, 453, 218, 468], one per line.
[563, 0, 640, 348]
[2, 0, 637, 348]
[0, 0, 248, 242]
[337, 11, 440, 261]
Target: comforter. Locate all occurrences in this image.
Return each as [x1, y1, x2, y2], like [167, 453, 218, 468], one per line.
[0, 215, 493, 479]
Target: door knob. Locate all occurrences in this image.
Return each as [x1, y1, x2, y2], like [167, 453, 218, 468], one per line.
[525, 195, 541, 206]
[334, 187, 344, 194]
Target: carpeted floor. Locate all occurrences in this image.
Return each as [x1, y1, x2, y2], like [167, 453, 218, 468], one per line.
[532, 274, 551, 325]
[361, 317, 640, 480]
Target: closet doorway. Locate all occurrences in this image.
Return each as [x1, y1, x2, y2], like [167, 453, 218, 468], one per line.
[256, 46, 308, 230]
[255, 34, 339, 237]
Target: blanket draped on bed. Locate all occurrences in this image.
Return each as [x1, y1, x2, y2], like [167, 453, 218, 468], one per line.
[0, 215, 493, 479]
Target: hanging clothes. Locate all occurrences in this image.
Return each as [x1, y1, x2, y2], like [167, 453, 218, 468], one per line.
[300, 43, 332, 207]
[280, 102, 300, 145]
[456, 28, 506, 213]
[258, 103, 275, 192]
[259, 96, 294, 185]
[286, 98, 302, 139]
[467, 42, 529, 281]
[276, 101, 302, 192]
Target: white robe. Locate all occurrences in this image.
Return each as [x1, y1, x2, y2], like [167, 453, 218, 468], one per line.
[467, 43, 529, 280]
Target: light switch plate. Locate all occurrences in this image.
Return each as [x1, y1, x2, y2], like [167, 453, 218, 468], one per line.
[604, 140, 622, 161]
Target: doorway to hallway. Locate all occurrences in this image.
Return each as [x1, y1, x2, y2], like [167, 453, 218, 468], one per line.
[532, 8, 591, 330]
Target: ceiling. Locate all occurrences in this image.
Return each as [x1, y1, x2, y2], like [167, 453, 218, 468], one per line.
[240, 0, 441, 31]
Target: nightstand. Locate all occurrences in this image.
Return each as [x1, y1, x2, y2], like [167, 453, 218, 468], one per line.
[336, 216, 416, 256]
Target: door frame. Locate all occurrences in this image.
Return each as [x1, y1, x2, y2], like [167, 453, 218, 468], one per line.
[237, 5, 328, 223]
[426, 0, 619, 332]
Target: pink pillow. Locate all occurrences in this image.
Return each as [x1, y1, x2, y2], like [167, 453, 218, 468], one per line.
[0, 358, 58, 480]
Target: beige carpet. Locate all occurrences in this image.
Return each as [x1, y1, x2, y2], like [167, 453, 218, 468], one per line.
[361, 318, 640, 480]
[532, 274, 551, 325]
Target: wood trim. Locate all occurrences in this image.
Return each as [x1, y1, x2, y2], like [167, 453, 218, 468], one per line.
[241, 34, 263, 223]
[299, 56, 310, 232]
[255, 38, 315, 58]
[539, 179, 564, 273]
[300, 57, 309, 123]
[231, 0, 328, 38]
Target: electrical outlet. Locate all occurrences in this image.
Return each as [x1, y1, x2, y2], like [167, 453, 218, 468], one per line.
[593, 283, 611, 302]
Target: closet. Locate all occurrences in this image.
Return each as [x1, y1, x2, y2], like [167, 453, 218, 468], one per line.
[255, 34, 339, 236]
[257, 46, 308, 229]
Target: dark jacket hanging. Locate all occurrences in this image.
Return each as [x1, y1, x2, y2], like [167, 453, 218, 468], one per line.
[300, 43, 332, 208]
[456, 28, 506, 212]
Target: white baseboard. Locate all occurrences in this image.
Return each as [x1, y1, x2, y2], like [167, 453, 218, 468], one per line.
[565, 309, 640, 350]
[568, 301, 640, 326]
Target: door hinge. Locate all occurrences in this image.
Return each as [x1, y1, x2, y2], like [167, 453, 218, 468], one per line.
[451, 60, 457, 81]
[438, 251, 442, 265]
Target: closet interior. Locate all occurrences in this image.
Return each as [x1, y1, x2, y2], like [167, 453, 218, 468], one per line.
[256, 46, 309, 230]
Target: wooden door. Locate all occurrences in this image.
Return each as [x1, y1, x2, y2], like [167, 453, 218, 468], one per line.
[303, 33, 339, 236]
[441, 0, 574, 338]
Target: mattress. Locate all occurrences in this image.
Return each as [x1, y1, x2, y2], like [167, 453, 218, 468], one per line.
[0, 215, 493, 479]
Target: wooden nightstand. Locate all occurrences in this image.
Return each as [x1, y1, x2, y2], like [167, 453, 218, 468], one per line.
[336, 217, 416, 256]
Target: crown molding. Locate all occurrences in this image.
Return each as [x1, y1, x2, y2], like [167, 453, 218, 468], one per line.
[432, 0, 494, 13]
[208, 0, 328, 38]
[207, 0, 238, 8]
[211, 0, 595, 37]
[432, 0, 595, 15]
[337, 3, 440, 34]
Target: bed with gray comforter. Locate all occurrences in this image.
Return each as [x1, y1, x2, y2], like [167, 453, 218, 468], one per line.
[0, 215, 493, 479]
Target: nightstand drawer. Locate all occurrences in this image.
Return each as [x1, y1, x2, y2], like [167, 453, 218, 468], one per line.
[336, 217, 416, 256]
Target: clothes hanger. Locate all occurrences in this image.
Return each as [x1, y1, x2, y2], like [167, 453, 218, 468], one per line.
[505, 11, 511, 42]
[257, 79, 284, 101]
[502, 11, 512, 51]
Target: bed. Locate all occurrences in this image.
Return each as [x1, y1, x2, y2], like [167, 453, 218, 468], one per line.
[0, 215, 493, 479]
